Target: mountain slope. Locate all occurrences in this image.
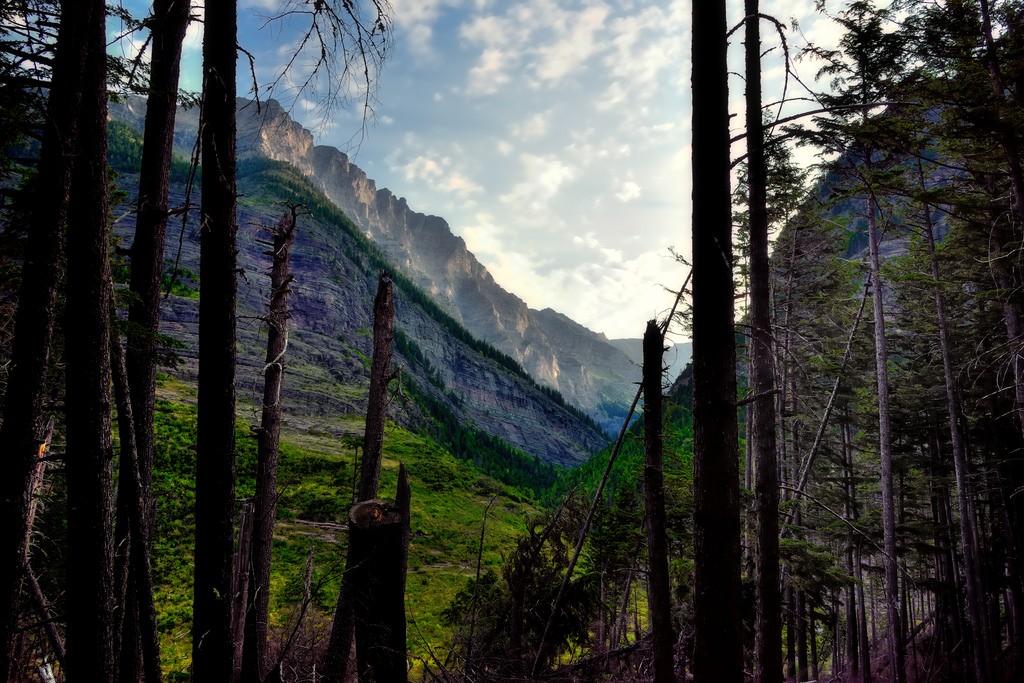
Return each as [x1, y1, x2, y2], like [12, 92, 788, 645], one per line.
[107, 128, 608, 467]
[111, 97, 641, 433]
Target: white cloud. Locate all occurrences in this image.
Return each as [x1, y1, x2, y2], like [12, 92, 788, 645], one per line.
[615, 180, 642, 202]
[466, 47, 512, 95]
[509, 111, 551, 141]
[393, 153, 483, 198]
[391, 0, 469, 57]
[499, 154, 576, 212]
[531, 3, 610, 84]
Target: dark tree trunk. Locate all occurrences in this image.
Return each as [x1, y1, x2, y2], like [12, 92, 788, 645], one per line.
[0, 1, 91, 673]
[865, 193, 905, 683]
[642, 321, 674, 682]
[240, 210, 297, 683]
[796, 589, 808, 682]
[358, 271, 395, 502]
[745, 3, 782, 682]
[111, 326, 163, 683]
[691, 0, 743, 680]
[192, 0, 239, 679]
[842, 418, 860, 682]
[323, 271, 395, 683]
[349, 467, 410, 683]
[121, 3, 190, 675]
[63, 0, 116, 678]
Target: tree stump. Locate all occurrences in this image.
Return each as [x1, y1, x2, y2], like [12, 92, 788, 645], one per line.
[348, 481, 409, 682]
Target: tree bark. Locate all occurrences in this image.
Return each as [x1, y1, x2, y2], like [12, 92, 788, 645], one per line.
[358, 271, 395, 502]
[865, 191, 905, 683]
[240, 210, 297, 683]
[691, 0, 743, 680]
[642, 321, 674, 682]
[323, 271, 395, 682]
[349, 468, 410, 683]
[0, 2, 90, 673]
[192, 0, 239, 678]
[63, 1, 116, 677]
[122, 3, 191, 675]
[111, 326, 162, 683]
[745, 3, 782, 681]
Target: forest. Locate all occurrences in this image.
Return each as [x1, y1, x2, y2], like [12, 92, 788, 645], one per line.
[2, 0, 1024, 682]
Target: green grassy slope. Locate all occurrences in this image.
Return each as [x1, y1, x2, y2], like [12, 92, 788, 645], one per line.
[149, 380, 539, 680]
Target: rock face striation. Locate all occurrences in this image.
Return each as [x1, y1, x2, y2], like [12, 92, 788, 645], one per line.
[110, 97, 647, 436]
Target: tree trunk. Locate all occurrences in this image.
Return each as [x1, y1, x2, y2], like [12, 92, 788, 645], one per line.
[745, 4, 783, 681]
[358, 271, 395, 502]
[691, 0, 742, 678]
[919, 168, 990, 683]
[349, 467, 410, 683]
[192, 0, 239, 678]
[323, 271, 395, 683]
[231, 501, 255, 682]
[111, 326, 162, 683]
[0, 1, 91, 673]
[865, 192, 905, 683]
[63, 1, 116, 677]
[843, 417, 860, 681]
[642, 321, 674, 682]
[240, 210, 297, 683]
[856, 546, 871, 683]
[122, 3, 191, 675]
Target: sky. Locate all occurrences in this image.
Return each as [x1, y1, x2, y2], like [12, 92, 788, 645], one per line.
[113, 0, 845, 341]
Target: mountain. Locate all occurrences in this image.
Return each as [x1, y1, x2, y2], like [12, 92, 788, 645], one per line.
[106, 124, 609, 471]
[111, 97, 643, 434]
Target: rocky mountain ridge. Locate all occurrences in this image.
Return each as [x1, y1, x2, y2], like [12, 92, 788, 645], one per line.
[110, 97, 656, 432]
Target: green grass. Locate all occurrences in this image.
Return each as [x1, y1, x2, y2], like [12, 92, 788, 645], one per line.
[149, 398, 537, 679]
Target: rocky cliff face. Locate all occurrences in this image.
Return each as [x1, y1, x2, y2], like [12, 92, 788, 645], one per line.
[239, 100, 639, 432]
[110, 97, 642, 433]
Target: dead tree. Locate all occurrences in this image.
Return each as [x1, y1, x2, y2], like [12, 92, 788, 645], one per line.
[642, 320, 674, 682]
[349, 466, 410, 683]
[240, 208, 297, 683]
[323, 271, 396, 682]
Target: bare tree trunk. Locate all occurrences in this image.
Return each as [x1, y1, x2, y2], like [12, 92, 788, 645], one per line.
[350, 467, 410, 683]
[856, 546, 871, 683]
[865, 192, 905, 683]
[111, 325, 162, 683]
[745, 4, 782, 682]
[240, 209, 297, 683]
[231, 501, 255, 682]
[63, 1, 116, 677]
[358, 271, 395, 501]
[192, 0, 239, 678]
[323, 271, 395, 683]
[796, 588, 808, 682]
[0, 1, 90, 672]
[691, 0, 742, 679]
[843, 418, 860, 682]
[642, 321, 674, 682]
[121, 4, 191, 675]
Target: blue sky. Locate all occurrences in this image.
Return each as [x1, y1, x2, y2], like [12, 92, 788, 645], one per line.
[112, 0, 843, 340]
